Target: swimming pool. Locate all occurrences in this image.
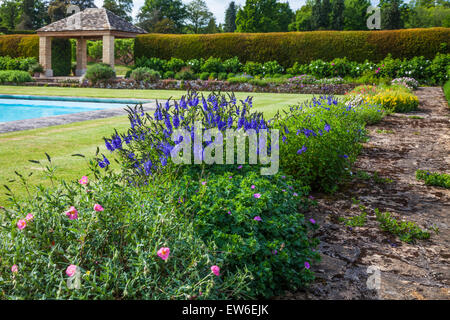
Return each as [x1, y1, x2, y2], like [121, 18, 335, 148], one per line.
[0, 95, 146, 123]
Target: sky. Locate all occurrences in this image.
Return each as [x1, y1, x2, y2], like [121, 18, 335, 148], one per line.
[93, 0, 307, 24]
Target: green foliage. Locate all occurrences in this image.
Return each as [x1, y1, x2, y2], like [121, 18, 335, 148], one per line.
[166, 57, 186, 73]
[0, 70, 32, 83]
[200, 57, 224, 73]
[115, 39, 134, 65]
[428, 53, 450, 85]
[87, 41, 103, 61]
[199, 71, 210, 80]
[186, 58, 204, 73]
[135, 56, 168, 73]
[262, 61, 284, 76]
[175, 67, 196, 80]
[137, 0, 187, 33]
[416, 170, 450, 189]
[243, 61, 263, 76]
[224, 1, 238, 32]
[444, 79, 450, 106]
[272, 97, 384, 192]
[163, 70, 175, 79]
[84, 63, 116, 84]
[375, 209, 431, 243]
[236, 0, 294, 33]
[338, 212, 367, 227]
[130, 67, 161, 83]
[52, 39, 72, 76]
[173, 169, 319, 297]
[0, 56, 37, 71]
[223, 57, 243, 73]
[0, 166, 252, 299]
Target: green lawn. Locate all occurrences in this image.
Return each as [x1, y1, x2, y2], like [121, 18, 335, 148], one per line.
[0, 86, 324, 205]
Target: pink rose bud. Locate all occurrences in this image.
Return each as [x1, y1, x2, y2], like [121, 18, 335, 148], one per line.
[66, 264, 77, 277]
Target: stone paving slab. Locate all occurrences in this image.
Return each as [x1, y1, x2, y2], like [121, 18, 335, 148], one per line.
[0, 102, 156, 134]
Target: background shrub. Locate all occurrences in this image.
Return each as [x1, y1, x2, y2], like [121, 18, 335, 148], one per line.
[0, 70, 32, 83]
[130, 67, 161, 83]
[175, 67, 196, 80]
[166, 57, 186, 73]
[243, 61, 263, 76]
[201, 57, 224, 74]
[84, 63, 115, 84]
[0, 56, 37, 71]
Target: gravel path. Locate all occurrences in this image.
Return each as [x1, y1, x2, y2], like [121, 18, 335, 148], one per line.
[281, 87, 450, 300]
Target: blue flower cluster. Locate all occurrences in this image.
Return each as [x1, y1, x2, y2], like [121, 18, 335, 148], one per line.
[100, 91, 270, 182]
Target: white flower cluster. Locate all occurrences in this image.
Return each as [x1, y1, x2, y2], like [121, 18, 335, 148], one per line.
[391, 77, 419, 90]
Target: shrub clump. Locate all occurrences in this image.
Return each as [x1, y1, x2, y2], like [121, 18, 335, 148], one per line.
[0, 70, 33, 83]
[130, 67, 161, 83]
[84, 63, 116, 84]
[346, 85, 419, 113]
[416, 170, 450, 189]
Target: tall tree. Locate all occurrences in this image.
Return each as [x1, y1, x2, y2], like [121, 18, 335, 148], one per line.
[186, 0, 212, 34]
[16, 0, 48, 30]
[343, 0, 370, 30]
[224, 1, 237, 32]
[137, 0, 187, 33]
[0, 0, 21, 30]
[311, 0, 322, 29]
[236, 0, 294, 33]
[204, 17, 220, 33]
[48, 0, 68, 22]
[321, 0, 331, 28]
[103, 0, 133, 22]
[331, 0, 345, 30]
[70, 0, 96, 10]
[289, 1, 314, 31]
[380, 0, 405, 29]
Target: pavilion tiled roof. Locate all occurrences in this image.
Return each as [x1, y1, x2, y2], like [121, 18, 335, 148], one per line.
[37, 8, 146, 34]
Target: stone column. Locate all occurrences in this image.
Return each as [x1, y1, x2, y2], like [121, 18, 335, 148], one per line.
[39, 36, 53, 77]
[102, 34, 115, 69]
[75, 38, 87, 76]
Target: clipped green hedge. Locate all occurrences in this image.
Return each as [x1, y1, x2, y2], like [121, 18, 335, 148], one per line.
[135, 28, 450, 67]
[52, 39, 72, 76]
[0, 35, 39, 58]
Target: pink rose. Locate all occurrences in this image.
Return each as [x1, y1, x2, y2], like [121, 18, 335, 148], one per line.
[25, 213, 34, 221]
[253, 193, 261, 199]
[211, 265, 220, 276]
[11, 264, 18, 273]
[66, 264, 77, 277]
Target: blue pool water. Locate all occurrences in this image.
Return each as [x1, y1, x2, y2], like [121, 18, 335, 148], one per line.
[0, 96, 140, 123]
